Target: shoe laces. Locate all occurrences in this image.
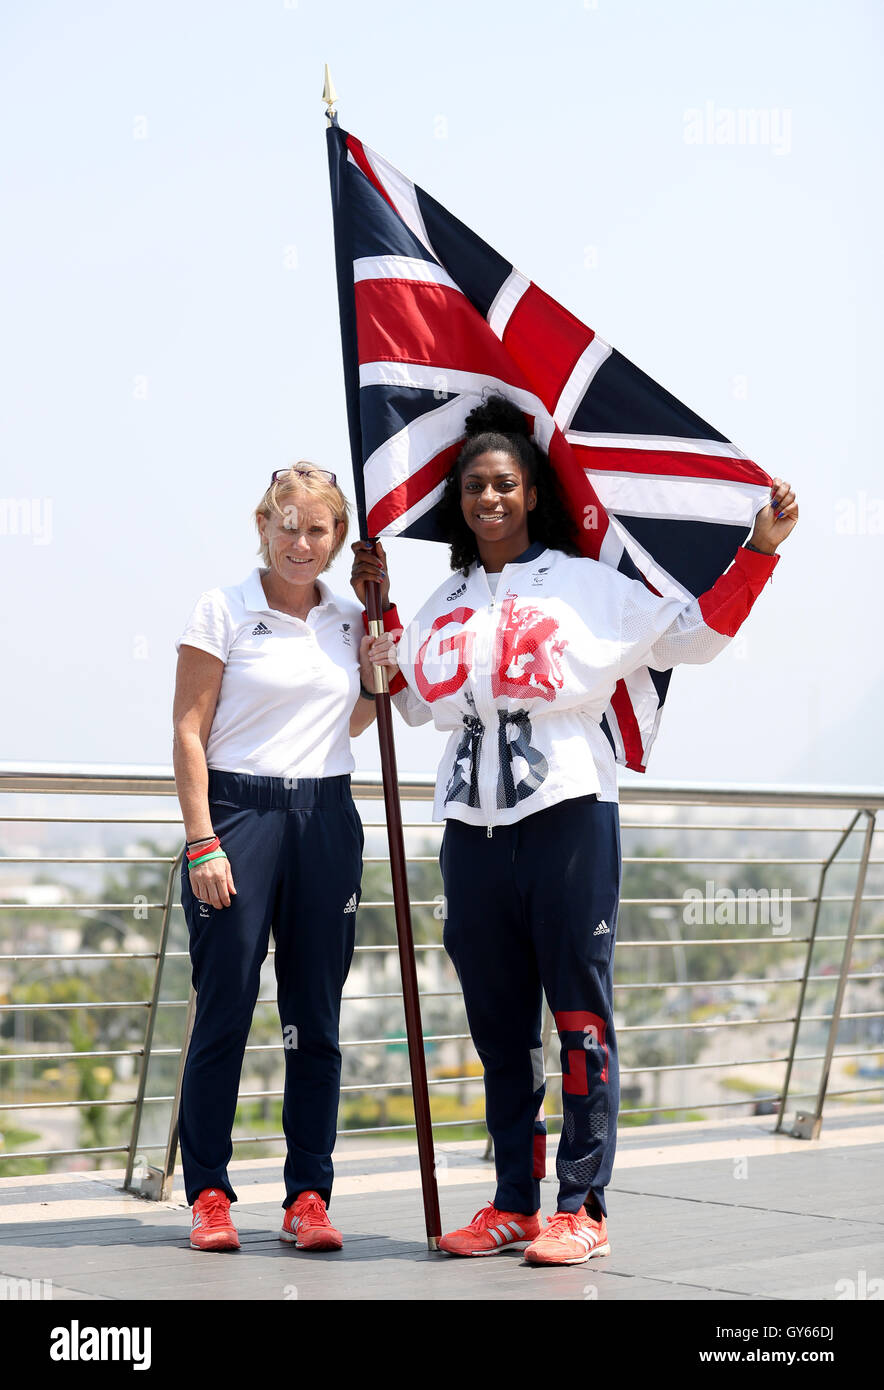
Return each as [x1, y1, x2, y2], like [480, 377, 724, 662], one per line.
[295, 1193, 331, 1229]
[544, 1210, 586, 1239]
[467, 1202, 511, 1232]
[197, 1189, 231, 1229]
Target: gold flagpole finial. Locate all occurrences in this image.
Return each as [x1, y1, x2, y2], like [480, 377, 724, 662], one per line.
[322, 64, 338, 124]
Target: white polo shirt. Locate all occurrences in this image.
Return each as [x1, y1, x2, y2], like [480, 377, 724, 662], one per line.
[176, 569, 364, 779]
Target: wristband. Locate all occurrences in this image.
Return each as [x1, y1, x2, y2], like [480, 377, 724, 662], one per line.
[360, 604, 407, 694]
[359, 681, 377, 702]
[187, 848, 228, 869]
[743, 541, 775, 555]
[186, 836, 221, 861]
[361, 603, 403, 636]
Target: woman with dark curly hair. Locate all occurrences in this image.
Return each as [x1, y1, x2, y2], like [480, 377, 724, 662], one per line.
[352, 395, 797, 1267]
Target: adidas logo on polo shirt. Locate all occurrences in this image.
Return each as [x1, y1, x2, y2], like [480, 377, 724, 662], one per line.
[343, 892, 358, 914]
[594, 920, 610, 935]
[177, 568, 367, 781]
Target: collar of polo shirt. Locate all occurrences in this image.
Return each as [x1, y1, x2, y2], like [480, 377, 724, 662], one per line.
[241, 568, 344, 621]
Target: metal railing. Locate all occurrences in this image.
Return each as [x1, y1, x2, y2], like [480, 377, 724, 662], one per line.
[1, 763, 882, 1198]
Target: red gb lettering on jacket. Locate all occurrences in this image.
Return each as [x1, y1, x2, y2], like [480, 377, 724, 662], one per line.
[414, 607, 476, 701]
[492, 598, 567, 702]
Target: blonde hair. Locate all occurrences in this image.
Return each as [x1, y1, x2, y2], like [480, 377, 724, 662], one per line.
[254, 463, 350, 570]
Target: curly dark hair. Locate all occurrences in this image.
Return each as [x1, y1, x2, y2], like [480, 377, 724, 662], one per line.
[436, 394, 581, 573]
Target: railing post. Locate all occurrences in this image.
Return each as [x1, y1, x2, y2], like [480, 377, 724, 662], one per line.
[774, 813, 862, 1135]
[159, 986, 197, 1201]
[124, 846, 183, 1195]
[791, 811, 877, 1140]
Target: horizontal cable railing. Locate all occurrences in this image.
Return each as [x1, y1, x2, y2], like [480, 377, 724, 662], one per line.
[1, 763, 882, 1183]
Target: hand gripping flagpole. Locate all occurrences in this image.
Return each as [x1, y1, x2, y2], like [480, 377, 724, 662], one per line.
[323, 67, 442, 1250]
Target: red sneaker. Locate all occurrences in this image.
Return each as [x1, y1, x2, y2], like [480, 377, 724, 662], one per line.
[279, 1191, 343, 1251]
[524, 1207, 611, 1265]
[189, 1188, 240, 1251]
[439, 1202, 541, 1257]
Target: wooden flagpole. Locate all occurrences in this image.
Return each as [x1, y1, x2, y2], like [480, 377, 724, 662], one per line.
[323, 67, 442, 1249]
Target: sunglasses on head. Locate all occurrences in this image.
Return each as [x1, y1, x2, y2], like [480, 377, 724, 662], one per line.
[271, 466, 337, 487]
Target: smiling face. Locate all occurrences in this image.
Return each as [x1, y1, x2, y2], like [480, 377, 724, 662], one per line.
[460, 448, 537, 563]
[257, 491, 345, 596]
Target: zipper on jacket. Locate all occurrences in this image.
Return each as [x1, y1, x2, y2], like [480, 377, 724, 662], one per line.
[477, 550, 548, 839]
[475, 616, 498, 837]
[477, 561, 520, 838]
[476, 554, 544, 839]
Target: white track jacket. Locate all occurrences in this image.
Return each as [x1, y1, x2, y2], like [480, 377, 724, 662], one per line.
[369, 542, 778, 832]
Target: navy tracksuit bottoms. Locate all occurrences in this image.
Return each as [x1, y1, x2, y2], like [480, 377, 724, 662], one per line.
[440, 794, 621, 1218]
[178, 770, 363, 1209]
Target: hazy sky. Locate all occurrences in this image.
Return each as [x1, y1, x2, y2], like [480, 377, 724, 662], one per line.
[2, 0, 881, 788]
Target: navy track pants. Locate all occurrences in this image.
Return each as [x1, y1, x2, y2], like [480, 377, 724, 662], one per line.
[178, 770, 363, 1208]
[440, 794, 621, 1218]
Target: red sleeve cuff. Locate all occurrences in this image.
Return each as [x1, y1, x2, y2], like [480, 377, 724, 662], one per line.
[735, 546, 779, 582]
[360, 603, 404, 634]
[360, 604, 407, 694]
[698, 546, 779, 637]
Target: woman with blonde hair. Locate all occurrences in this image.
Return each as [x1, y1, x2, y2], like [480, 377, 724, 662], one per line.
[172, 463, 380, 1253]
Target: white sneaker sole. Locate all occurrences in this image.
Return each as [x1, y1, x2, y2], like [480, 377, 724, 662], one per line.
[190, 1235, 240, 1252]
[526, 1240, 611, 1265]
[278, 1228, 342, 1250]
[440, 1239, 534, 1257]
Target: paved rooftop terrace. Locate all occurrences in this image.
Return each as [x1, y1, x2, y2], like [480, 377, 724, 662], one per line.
[1, 1106, 882, 1302]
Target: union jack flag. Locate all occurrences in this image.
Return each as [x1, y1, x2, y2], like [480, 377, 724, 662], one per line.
[326, 119, 773, 772]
